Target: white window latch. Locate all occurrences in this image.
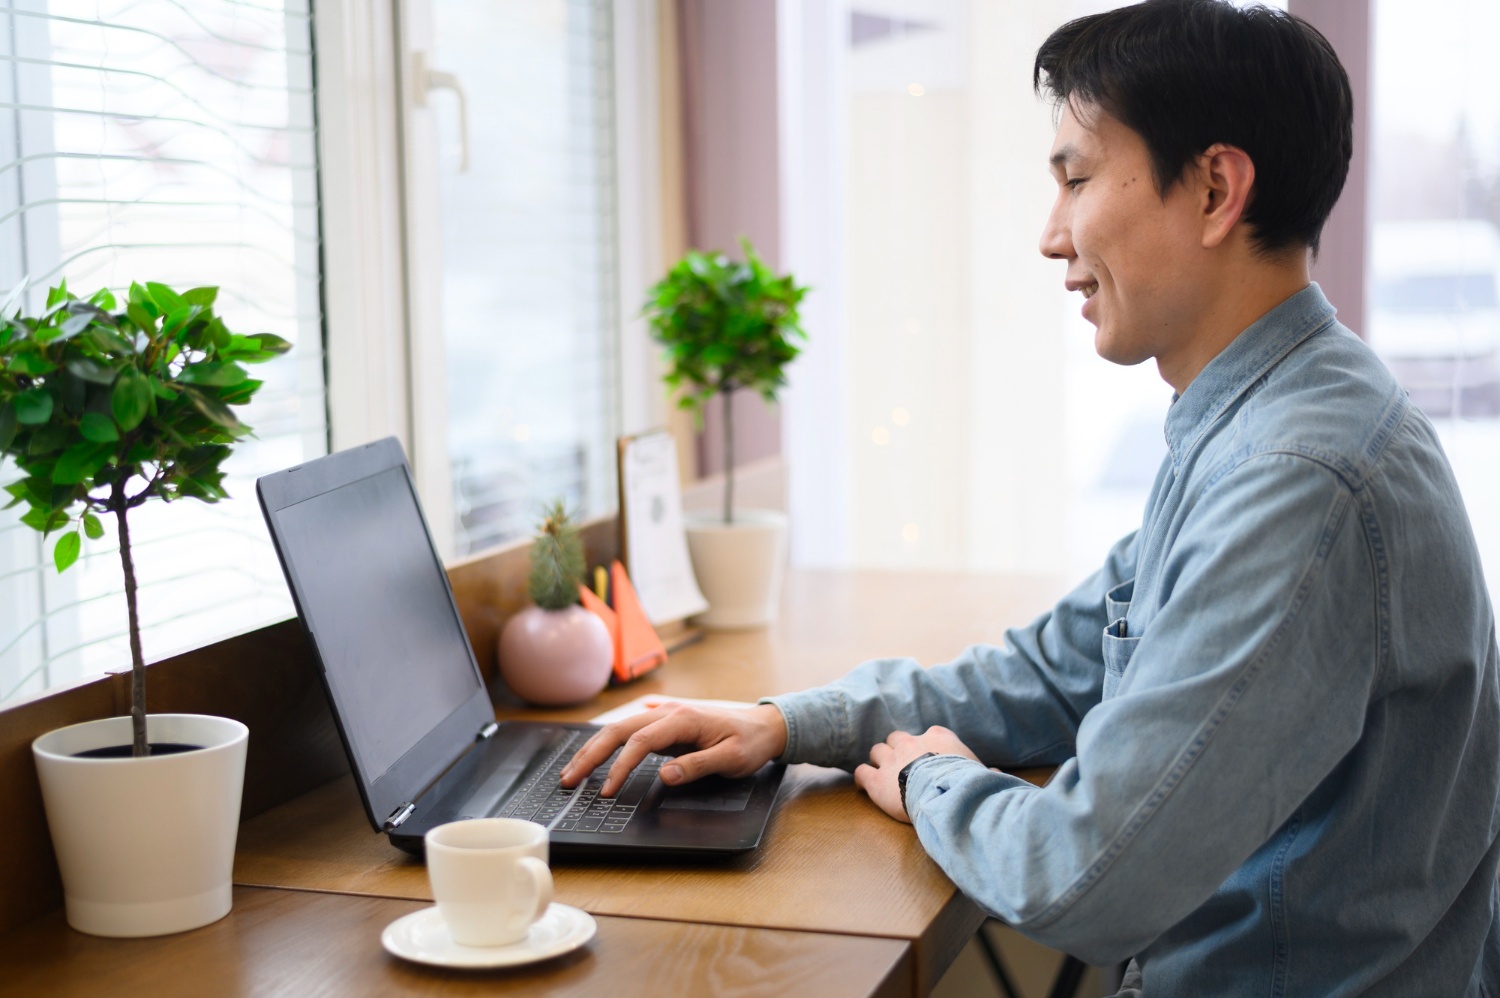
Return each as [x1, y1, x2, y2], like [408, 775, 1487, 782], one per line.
[411, 51, 470, 173]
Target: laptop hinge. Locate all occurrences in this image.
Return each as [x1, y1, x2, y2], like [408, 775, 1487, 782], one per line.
[383, 802, 415, 831]
[477, 721, 499, 740]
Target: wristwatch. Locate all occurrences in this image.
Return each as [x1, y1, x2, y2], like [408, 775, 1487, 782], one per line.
[898, 752, 939, 813]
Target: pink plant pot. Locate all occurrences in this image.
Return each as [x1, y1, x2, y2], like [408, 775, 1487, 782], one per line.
[498, 605, 614, 706]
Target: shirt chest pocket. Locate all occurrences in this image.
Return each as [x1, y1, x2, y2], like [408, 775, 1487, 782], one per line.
[1102, 578, 1142, 700]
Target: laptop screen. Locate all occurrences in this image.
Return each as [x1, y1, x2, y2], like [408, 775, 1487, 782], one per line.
[272, 465, 481, 782]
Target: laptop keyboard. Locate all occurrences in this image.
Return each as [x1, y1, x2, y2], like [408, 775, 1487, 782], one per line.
[494, 730, 668, 834]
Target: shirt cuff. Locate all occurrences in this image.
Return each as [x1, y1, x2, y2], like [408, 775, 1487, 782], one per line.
[758, 688, 853, 767]
[902, 754, 1027, 823]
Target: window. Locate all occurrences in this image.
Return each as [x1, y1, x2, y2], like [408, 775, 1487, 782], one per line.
[1367, 0, 1500, 608]
[821, 1, 1176, 580]
[0, 0, 325, 704]
[405, 0, 622, 559]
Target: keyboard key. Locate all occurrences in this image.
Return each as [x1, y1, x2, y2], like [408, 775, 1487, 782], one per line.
[480, 729, 653, 837]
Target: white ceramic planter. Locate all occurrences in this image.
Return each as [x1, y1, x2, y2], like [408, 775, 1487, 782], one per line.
[32, 713, 248, 938]
[684, 509, 788, 629]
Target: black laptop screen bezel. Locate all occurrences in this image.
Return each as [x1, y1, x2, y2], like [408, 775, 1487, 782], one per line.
[256, 437, 495, 830]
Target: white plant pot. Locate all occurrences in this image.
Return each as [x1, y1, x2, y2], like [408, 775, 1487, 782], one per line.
[32, 713, 249, 938]
[684, 509, 788, 629]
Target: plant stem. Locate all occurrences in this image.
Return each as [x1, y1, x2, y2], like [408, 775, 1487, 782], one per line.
[722, 386, 735, 525]
[112, 482, 147, 757]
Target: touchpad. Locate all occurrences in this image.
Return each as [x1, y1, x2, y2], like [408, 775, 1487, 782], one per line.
[660, 775, 754, 812]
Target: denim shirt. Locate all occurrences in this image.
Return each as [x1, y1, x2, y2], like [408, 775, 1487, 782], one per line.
[767, 285, 1500, 996]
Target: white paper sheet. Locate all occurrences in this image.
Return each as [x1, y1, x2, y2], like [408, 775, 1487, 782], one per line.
[620, 431, 709, 624]
[589, 693, 756, 725]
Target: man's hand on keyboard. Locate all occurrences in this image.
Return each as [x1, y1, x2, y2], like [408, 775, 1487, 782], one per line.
[559, 703, 789, 798]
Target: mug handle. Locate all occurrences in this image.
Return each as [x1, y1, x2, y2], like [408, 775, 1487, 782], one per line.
[518, 855, 553, 922]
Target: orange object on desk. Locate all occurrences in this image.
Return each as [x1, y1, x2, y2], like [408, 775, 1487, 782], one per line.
[578, 561, 667, 682]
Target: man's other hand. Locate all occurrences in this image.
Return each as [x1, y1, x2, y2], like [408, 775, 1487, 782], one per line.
[559, 703, 789, 798]
[854, 726, 980, 824]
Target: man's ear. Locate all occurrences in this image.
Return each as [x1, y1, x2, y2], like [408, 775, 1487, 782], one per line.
[1196, 143, 1255, 250]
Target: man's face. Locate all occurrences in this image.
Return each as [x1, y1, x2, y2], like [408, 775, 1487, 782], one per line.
[1040, 102, 1211, 373]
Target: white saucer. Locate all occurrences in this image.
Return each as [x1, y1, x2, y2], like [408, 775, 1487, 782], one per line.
[381, 903, 597, 969]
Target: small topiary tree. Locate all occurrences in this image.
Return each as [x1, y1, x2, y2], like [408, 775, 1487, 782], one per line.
[644, 238, 808, 524]
[0, 279, 289, 756]
[527, 499, 586, 611]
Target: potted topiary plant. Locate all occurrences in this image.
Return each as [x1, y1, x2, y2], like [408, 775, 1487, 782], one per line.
[0, 278, 288, 937]
[644, 238, 808, 628]
[497, 500, 614, 705]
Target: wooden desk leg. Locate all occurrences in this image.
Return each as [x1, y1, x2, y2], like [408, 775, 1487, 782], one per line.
[917, 893, 987, 994]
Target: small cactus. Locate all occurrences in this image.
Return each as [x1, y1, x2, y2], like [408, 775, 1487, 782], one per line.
[527, 500, 586, 610]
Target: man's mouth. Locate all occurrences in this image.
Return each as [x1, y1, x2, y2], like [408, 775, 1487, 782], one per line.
[1080, 282, 1099, 300]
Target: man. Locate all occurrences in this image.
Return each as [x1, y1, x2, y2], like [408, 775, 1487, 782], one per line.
[564, 1, 1500, 992]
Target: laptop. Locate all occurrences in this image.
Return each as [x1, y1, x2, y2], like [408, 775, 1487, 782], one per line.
[256, 437, 784, 858]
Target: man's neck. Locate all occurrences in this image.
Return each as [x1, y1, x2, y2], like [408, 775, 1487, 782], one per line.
[1158, 254, 1312, 394]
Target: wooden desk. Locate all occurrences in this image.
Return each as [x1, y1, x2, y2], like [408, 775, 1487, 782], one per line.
[2, 569, 1060, 997]
[233, 570, 1058, 994]
[0, 886, 912, 998]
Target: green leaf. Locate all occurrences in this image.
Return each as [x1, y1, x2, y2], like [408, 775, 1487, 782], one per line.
[79, 411, 120, 442]
[7, 351, 54, 375]
[21, 506, 69, 535]
[179, 361, 249, 387]
[126, 303, 156, 334]
[15, 387, 53, 424]
[88, 288, 118, 311]
[27, 421, 65, 455]
[182, 386, 243, 430]
[145, 282, 185, 313]
[0, 403, 15, 452]
[13, 480, 46, 508]
[181, 286, 218, 307]
[218, 377, 262, 405]
[65, 356, 118, 385]
[204, 317, 230, 349]
[162, 304, 200, 338]
[57, 310, 93, 339]
[83, 512, 104, 539]
[53, 441, 113, 484]
[250, 333, 293, 356]
[45, 281, 68, 309]
[53, 531, 80, 573]
[1, 279, 26, 319]
[111, 369, 152, 430]
[84, 326, 133, 354]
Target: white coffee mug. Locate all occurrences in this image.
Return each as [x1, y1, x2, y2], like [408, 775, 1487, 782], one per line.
[425, 818, 553, 947]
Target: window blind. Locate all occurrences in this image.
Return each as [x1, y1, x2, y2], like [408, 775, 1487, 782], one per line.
[432, 0, 620, 555]
[0, 0, 326, 704]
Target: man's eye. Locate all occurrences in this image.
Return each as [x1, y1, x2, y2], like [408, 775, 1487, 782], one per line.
[1066, 177, 1087, 189]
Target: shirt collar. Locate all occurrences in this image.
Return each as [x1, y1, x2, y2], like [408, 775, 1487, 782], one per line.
[1163, 282, 1338, 469]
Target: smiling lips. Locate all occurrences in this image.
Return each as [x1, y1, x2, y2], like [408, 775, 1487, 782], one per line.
[1081, 282, 1099, 299]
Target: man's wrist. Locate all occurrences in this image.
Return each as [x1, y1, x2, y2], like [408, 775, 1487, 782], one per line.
[750, 703, 789, 760]
[898, 752, 940, 813]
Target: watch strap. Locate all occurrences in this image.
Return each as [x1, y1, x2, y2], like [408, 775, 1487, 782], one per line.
[898, 752, 940, 813]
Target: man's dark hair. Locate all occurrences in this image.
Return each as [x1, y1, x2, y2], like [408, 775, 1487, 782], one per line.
[1034, 0, 1352, 256]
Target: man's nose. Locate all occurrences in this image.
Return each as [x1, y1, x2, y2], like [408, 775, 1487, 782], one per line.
[1039, 202, 1072, 260]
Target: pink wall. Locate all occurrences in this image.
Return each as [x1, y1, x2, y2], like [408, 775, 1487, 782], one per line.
[677, 0, 784, 477]
[1289, 0, 1371, 338]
